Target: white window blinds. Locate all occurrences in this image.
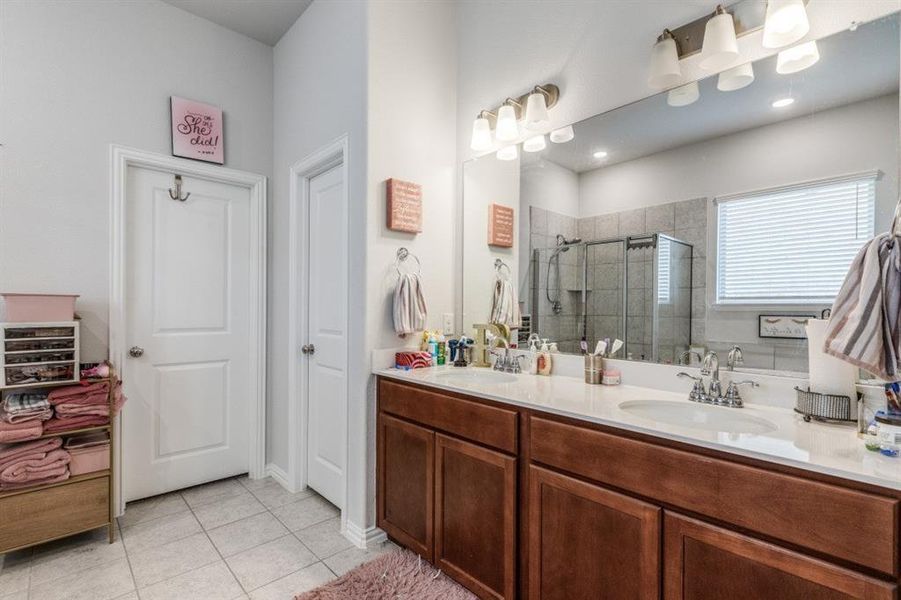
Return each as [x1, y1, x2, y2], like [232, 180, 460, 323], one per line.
[716, 173, 877, 304]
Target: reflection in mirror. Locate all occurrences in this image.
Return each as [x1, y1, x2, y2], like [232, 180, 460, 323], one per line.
[461, 14, 899, 374]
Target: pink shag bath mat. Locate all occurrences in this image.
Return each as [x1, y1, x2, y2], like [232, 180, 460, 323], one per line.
[295, 549, 477, 600]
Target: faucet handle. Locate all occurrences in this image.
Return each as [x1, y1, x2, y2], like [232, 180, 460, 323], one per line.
[723, 380, 759, 407]
[677, 372, 707, 403]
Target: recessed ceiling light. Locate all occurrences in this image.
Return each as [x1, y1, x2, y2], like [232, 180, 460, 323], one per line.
[772, 97, 795, 108]
[593, 151, 608, 159]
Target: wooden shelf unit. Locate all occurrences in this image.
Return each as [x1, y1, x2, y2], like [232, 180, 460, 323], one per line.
[0, 374, 118, 554]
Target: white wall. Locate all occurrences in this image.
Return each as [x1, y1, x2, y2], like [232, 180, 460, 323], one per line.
[364, 0, 458, 532]
[0, 0, 274, 361]
[270, 0, 368, 485]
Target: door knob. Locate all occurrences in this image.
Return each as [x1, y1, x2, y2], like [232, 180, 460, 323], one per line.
[301, 344, 315, 355]
[129, 346, 145, 358]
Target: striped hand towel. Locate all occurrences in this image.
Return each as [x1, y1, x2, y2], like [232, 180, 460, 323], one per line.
[393, 273, 428, 337]
[824, 233, 901, 380]
[488, 279, 521, 328]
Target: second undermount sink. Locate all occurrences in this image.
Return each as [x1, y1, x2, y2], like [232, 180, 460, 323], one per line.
[618, 399, 777, 435]
[435, 369, 518, 385]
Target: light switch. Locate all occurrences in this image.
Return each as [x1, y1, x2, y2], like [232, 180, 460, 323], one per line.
[442, 313, 454, 335]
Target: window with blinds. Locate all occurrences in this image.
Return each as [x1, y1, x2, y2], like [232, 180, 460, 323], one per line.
[715, 173, 877, 304]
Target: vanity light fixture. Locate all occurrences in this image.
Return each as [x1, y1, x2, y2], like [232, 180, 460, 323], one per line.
[550, 125, 575, 144]
[700, 5, 740, 72]
[771, 97, 795, 108]
[762, 0, 810, 49]
[667, 81, 700, 107]
[470, 111, 494, 152]
[776, 40, 820, 74]
[496, 145, 518, 161]
[593, 150, 608, 159]
[648, 29, 682, 90]
[523, 134, 547, 153]
[717, 62, 755, 91]
[524, 87, 552, 131]
[495, 101, 521, 143]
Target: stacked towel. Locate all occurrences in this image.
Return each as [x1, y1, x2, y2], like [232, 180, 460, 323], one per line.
[393, 273, 428, 337]
[488, 278, 521, 328]
[43, 382, 127, 433]
[825, 232, 901, 380]
[43, 415, 110, 434]
[0, 419, 43, 443]
[0, 437, 70, 490]
[1, 390, 52, 424]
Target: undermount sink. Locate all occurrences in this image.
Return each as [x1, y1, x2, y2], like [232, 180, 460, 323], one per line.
[434, 370, 518, 385]
[618, 400, 777, 435]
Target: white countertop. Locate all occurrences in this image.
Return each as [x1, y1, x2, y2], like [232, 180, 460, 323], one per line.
[375, 366, 901, 492]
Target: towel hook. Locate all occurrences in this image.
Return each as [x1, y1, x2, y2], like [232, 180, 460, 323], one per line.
[494, 258, 511, 280]
[168, 175, 191, 202]
[395, 247, 422, 276]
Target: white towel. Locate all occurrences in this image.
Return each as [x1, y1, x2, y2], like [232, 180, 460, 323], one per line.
[393, 273, 428, 337]
[824, 233, 901, 380]
[489, 278, 521, 328]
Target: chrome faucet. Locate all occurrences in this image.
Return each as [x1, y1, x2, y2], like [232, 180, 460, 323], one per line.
[677, 351, 757, 408]
[701, 351, 722, 400]
[726, 345, 744, 371]
[679, 350, 702, 366]
[722, 380, 759, 408]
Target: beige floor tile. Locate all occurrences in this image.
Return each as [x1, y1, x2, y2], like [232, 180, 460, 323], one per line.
[235, 474, 270, 491]
[247, 562, 335, 600]
[30, 528, 126, 586]
[0, 549, 31, 595]
[225, 534, 317, 592]
[294, 518, 352, 559]
[248, 479, 314, 509]
[28, 556, 134, 600]
[323, 540, 399, 576]
[193, 491, 266, 530]
[180, 477, 246, 508]
[0, 590, 27, 600]
[270, 495, 339, 532]
[118, 492, 189, 528]
[138, 561, 244, 600]
[207, 511, 289, 557]
[128, 531, 220, 589]
[120, 511, 202, 554]
[111, 593, 139, 600]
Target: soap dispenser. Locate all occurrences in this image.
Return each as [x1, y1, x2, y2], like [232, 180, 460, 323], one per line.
[538, 339, 553, 376]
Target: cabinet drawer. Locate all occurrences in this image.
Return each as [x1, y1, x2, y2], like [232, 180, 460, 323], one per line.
[379, 379, 517, 454]
[530, 416, 899, 576]
[0, 475, 109, 552]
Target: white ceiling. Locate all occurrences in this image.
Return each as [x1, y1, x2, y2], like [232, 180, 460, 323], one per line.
[162, 0, 313, 46]
[526, 15, 899, 174]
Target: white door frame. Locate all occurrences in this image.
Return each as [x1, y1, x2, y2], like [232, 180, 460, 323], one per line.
[109, 144, 267, 513]
[286, 135, 349, 505]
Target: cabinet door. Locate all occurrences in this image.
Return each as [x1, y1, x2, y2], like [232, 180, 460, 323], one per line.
[664, 513, 897, 600]
[528, 465, 660, 600]
[377, 413, 434, 560]
[435, 434, 516, 600]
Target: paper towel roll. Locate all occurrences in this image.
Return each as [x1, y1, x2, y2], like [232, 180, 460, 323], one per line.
[806, 319, 858, 402]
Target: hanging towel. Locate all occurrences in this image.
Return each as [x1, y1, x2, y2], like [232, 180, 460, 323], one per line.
[393, 273, 428, 337]
[824, 233, 901, 380]
[489, 278, 521, 328]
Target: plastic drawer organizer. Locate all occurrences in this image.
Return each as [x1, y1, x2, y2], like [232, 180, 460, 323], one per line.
[1, 322, 80, 388]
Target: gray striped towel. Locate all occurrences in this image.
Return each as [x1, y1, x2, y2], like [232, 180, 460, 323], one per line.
[2, 391, 51, 413]
[393, 273, 428, 337]
[824, 233, 901, 380]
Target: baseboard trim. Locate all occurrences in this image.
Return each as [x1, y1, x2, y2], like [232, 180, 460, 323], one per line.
[265, 463, 294, 491]
[343, 520, 388, 549]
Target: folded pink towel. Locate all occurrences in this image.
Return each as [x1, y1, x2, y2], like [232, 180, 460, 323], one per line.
[0, 419, 43, 443]
[43, 415, 109, 434]
[1, 449, 71, 483]
[48, 382, 110, 406]
[0, 406, 52, 424]
[55, 404, 109, 418]
[0, 437, 62, 471]
[0, 470, 69, 490]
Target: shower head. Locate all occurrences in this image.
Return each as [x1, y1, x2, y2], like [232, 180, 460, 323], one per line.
[555, 234, 582, 251]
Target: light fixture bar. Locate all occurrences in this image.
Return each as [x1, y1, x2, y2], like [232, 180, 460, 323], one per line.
[481, 84, 560, 123]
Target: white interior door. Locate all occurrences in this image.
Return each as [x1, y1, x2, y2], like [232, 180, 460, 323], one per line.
[123, 166, 252, 501]
[304, 164, 348, 508]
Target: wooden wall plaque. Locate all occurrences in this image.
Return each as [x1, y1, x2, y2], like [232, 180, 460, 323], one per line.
[386, 178, 423, 233]
[488, 204, 514, 248]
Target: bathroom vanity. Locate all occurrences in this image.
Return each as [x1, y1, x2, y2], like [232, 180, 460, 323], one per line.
[376, 369, 901, 599]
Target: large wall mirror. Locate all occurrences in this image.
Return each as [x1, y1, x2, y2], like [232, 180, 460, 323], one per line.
[461, 13, 899, 374]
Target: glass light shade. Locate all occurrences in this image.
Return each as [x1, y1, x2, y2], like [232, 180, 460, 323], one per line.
[495, 104, 520, 142]
[717, 62, 755, 92]
[470, 116, 493, 152]
[699, 11, 739, 72]
[667, 81, 700, 107]
[776, 40, 819, 74]
[523, 135, 546, 153]
[549, 125, 575, 144]
[647, 36, 682, 90]
[524, 92, 550, 131]
[496, 145, 518, 161]
[762, 0, 810, 49]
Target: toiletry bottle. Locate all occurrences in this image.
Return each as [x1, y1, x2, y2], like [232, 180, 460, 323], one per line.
[538, 341, 553, 376]
[428, 335, 438, 366]
[529, 338, 539, 375]
[437, 334, 446, 366]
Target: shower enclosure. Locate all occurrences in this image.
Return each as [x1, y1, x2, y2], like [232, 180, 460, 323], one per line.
[529, 233, 693, 362]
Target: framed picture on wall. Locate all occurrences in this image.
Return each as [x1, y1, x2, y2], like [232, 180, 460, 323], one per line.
[170, 96, 224, 164]
[758, 314, 816, 339]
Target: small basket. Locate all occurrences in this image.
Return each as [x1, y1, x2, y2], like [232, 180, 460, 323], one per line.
[794, 387, 857, 424]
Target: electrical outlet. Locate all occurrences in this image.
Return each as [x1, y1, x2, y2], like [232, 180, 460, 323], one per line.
[442, 313, 454, 335]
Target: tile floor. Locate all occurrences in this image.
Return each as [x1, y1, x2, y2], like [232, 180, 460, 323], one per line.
[0, 475, 397, 600]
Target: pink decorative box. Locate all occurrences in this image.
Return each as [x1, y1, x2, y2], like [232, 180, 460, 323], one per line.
[395, 351, 433, 369]
[2, 293, 79, 322]
[68, 443, 110, 476]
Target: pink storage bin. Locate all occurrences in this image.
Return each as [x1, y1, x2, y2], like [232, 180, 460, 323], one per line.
[1, 294, 79, 322]
[68, 443, 110, 476]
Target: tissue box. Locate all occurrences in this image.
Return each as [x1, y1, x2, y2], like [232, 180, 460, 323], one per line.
[395, 351, 433, 370]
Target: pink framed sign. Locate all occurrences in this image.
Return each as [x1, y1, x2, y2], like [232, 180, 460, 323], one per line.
[170, 96, 224, 164]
